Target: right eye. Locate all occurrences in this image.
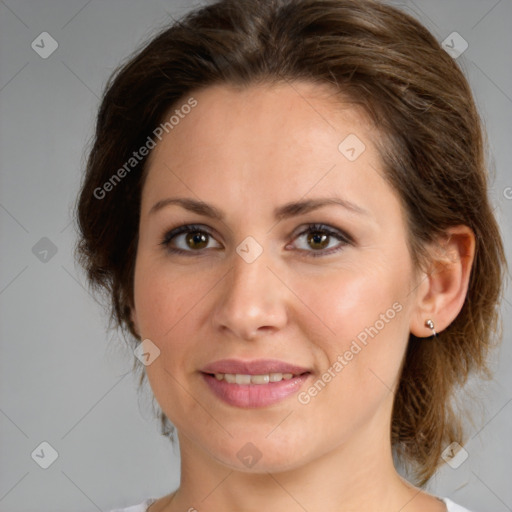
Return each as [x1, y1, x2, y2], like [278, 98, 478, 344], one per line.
[160, 224, 222, 255]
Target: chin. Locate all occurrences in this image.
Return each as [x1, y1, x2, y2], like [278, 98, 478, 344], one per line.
[199, 430, 317, 474]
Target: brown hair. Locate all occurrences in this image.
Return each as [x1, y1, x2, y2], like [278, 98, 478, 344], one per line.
[75, 0, 508, 485]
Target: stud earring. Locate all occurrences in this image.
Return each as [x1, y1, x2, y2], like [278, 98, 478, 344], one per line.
[425, 319, 437, 337]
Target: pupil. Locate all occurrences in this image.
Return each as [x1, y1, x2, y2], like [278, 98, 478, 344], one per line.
[309, 232, 328, 249]
[187, 231, 208, 249]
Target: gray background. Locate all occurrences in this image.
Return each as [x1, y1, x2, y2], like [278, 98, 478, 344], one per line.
[0, 1, 511, 511]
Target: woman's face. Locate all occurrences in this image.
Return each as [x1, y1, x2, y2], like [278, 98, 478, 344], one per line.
[131, 81, 422, 472]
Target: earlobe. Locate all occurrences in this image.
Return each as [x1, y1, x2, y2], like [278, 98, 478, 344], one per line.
[409, 225, 475, 338]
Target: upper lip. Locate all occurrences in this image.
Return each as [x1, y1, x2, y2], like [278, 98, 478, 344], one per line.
[201, 359, 311, 375]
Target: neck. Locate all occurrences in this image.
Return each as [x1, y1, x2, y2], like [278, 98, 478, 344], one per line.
[166, 402, 423, 512]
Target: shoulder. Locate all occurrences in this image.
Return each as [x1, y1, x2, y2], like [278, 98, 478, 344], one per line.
[441, 497, 476, 512]
[107, 498, 157, 512]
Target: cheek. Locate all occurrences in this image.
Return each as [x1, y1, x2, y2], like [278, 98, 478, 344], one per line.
[286, 267, 409, 447]
[295, 255, 407, 340]
[132, 257, 219, 387]
[133, 262, 206, 426]
[292, 254, 411, 390]
[133, 258, 192, 339]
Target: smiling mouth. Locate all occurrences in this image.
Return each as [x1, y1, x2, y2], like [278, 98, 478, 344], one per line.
[205, 371, 310, 385]
[200, 358, 312, 407]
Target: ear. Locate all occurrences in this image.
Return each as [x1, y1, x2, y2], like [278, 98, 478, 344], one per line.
[410, 225, 475, 337]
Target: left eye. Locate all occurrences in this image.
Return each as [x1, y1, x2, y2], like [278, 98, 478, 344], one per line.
[290, 223, 351, 256]
[160, 223, 352, 257]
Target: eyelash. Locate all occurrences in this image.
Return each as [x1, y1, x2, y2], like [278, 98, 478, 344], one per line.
[160, 223, 353, 258]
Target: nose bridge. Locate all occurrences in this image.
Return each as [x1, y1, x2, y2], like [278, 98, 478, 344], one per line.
[232, 241, 273, 297]
[212, 238, 287, 339]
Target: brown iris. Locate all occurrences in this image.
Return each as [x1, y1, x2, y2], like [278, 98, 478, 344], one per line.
[307, 231, 329, 251]
[186, 231, 209, 250]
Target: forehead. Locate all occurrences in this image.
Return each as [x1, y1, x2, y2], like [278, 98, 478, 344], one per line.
[141, 81, 392, 220]
[146, 80, 375, 166]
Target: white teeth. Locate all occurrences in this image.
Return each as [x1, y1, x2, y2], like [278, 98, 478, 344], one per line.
[251, 374, 270, 384]
[235, 374, 251, 385]
[213, 372, 297, 384]
[224, 373, 236, 384]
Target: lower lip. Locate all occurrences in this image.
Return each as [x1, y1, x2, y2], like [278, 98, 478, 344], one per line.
[202, 372, 311, 408]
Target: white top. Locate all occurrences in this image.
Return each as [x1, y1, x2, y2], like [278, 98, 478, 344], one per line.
[108, 497, 474, 511]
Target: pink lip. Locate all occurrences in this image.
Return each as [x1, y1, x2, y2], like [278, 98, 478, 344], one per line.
[200, 359, 311, 408]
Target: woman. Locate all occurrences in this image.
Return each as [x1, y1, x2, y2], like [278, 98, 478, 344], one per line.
[75, 0, 507, 510]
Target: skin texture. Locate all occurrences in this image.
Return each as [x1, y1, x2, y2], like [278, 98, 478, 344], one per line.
[130, 81, 475, 512]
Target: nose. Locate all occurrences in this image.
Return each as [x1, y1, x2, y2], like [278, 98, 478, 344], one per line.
[212, 244, 288, 341]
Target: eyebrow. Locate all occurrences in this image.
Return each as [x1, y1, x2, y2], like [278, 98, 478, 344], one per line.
[148, 196, 369, 221]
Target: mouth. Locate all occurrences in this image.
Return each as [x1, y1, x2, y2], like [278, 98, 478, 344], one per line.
[200, 359, 312, 408]
[208, 371, 302, 385]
